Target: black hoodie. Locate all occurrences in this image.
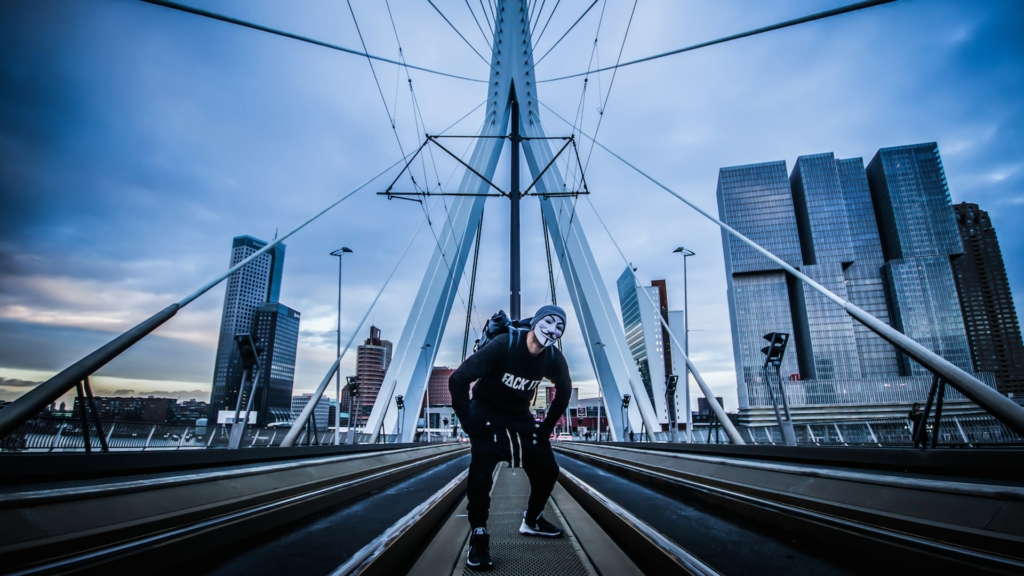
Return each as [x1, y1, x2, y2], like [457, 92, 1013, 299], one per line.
[449, 331, 571, 434]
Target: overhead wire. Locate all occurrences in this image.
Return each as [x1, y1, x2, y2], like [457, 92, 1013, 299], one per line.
[582, 0, 638, 174]
[139, 0, 485, 83]
[346, 0, 418, 194]
[383, 0, 484, 333]
[549, 0, 608, 291]
[539, 0, 897, 82]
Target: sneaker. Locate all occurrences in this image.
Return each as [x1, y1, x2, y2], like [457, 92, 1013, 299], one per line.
[519, 512, 565, 537]
[467, 528, 493, 570]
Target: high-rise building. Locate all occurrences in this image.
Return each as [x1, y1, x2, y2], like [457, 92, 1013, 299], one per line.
[866, 143, 973, 376]
[718, 144, 995, 425]
[952, 203, 1024, 396]
[209, 236, 286, 420]
[352, 326, 393, 428]
[290, 393, 330, 430]
[616, 268, 681, 426]
[251, 303, 301, 425]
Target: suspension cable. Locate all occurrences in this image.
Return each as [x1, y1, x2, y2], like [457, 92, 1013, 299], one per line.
[533, 0, 562, 47]
[580, 194, 744, 444]
[427, 0, 494, 68]
[532, 0, 599, 68]
[540, 0, 897, 82]
[347, 0, 415, 184]
[281, 202, 434, 447]
[582, 0, 638, 174]
[464, 0, 491, 47]
[139, 0, 485, 83]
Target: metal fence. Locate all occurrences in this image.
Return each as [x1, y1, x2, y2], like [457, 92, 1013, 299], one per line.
[0, 418, 412, 452]
[740, 414, 1024, 447]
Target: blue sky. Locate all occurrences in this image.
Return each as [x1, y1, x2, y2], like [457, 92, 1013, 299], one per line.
[1, 0, 1022, 412]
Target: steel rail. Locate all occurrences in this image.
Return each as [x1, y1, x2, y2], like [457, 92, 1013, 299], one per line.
[329, 469, 469, 576]
[540, 0, 897, 82]
[556, 445, 1024, 572]
[540, 100, 1024, 437]
[138, 0, 486, 83]
[558, 469, 721, 576]
[5, 447, 467, 575]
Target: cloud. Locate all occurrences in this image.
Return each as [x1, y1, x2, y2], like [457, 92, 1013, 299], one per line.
[0, 377, 39, 388]
[111, 389, 136, 396]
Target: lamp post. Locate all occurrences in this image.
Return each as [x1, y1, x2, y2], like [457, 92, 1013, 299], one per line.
[594, 341, 606, 442]
[673, 246, 695, 442]
[421, 343, 432, 442]
[330, 247, 353, 445]
[395, 395, 405, 439]
[621, 394, 631, 441]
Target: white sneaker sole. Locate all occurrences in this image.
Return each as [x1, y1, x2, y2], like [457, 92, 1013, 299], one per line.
[519, 520, 563, 537]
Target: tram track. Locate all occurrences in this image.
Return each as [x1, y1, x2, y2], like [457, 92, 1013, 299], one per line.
[0, 443, 468, 575]
[554, 443, 1024, 575]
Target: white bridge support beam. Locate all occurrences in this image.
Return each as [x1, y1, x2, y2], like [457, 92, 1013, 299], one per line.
[366, 0, 661, 442]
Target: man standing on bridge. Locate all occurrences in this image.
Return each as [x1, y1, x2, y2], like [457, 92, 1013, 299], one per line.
[449, 305, 571, 571]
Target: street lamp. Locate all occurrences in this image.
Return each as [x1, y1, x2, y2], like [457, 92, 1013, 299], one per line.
[421, 343, 432, 442]
[594, 341, 606, 442]
[330, 247, 353, 445]
[673, 246, 695, 442]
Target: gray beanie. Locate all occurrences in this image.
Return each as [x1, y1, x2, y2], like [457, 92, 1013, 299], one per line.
[530, 305, 567, 329]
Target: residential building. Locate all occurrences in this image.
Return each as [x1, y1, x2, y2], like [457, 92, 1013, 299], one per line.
[209, 235, 286, 420]
[251, 302, 301, 425]
[352, 326, 393, 429]
[952, 203, 1024, 396]
[428, 367, 455, 407]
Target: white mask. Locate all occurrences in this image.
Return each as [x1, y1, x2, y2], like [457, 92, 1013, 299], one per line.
[532, 314, 565, 348]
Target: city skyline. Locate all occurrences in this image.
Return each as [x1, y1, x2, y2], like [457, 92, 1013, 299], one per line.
[2, 1, 1023, 414]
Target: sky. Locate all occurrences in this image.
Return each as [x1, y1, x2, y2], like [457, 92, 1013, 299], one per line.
[1, 0, 1022, 414]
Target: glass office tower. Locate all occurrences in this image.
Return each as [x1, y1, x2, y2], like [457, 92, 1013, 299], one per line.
[719, 144, 991, 424]
[866, 143, 972, 376]
[616, 268, 674, 423]
[209, 236, 286, 420]
[252, 302, 301, 425]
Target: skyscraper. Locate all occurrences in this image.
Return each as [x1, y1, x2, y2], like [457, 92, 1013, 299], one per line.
[952, 203, 1024, 396]
[616, 268, 680, 426]
[867, 143, 972, 376]
[718, 143, 994, 425]
[352, 326, 393, 429]
[251, 303, 301, 425]
[209, 236, 286, 420]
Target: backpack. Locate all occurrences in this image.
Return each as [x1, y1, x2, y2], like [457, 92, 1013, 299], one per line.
[473, 310, 533, 354]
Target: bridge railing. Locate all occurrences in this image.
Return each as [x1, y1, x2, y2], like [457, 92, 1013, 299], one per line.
[741, 415, 1023, 447]
[0, 418, 410, 452]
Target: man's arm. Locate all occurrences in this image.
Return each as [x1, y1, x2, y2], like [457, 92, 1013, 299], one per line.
[541, 352, 572, 432]
[448, 334, 507, 433]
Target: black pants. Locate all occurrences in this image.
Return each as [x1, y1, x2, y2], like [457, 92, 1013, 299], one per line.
[466, 402, 559, 528]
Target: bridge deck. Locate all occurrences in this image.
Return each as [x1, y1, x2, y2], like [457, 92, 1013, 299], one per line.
[410, 464, 640, 575]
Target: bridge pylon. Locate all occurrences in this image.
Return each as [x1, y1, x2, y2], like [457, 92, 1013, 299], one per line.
[364, 0, 659, 443]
